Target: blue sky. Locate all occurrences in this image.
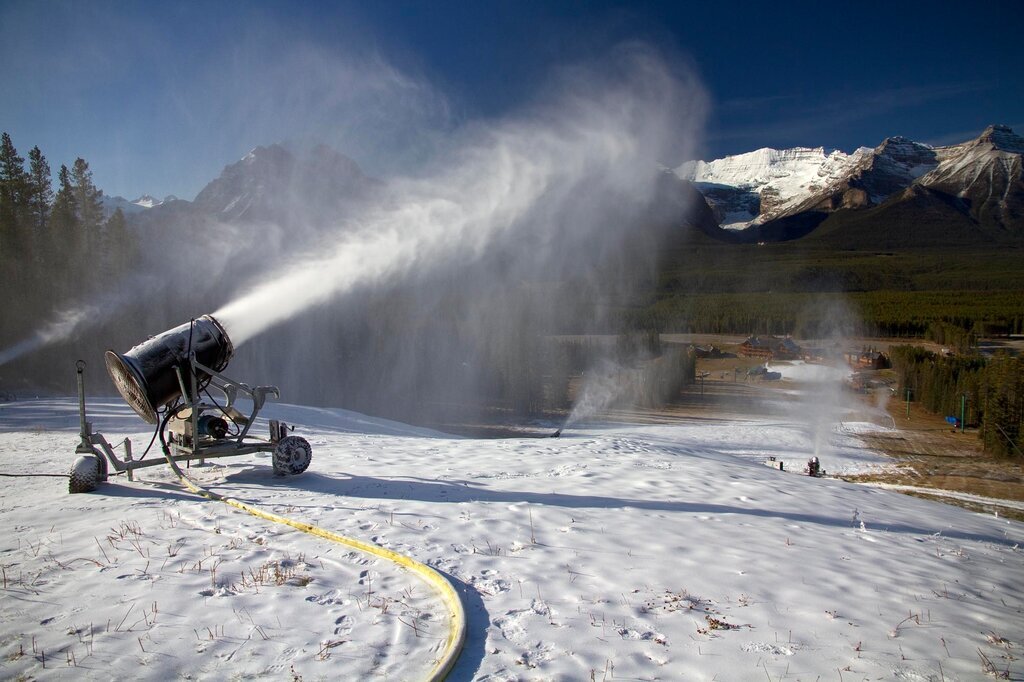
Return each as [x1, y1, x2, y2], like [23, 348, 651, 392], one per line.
[1, 0, 1021, 200]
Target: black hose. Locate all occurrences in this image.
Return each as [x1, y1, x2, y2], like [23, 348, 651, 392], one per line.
[159, 401, 188, 457]
[138, 407, 165, 460]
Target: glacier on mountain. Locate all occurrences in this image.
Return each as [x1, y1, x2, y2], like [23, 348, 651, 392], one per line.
[676, 125, 1024, 233]
[676, 146, 870, 229]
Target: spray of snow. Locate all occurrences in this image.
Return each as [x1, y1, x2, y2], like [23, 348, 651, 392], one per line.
[0, 308, 93, 368]
[214, 46, 706, 348]
[563, 359, 627, 428]
[1, 44, 707, 419]
[0, 275, 169, 368]
[788, 297, 862, 463]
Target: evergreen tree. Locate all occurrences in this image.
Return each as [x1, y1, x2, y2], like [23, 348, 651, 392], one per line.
[104, 207, 133, 278]
[51, 165, 78, 237]
[70, 157, 105, 276]
[26, 146, 52, 231]
[47, 164, 79, 295]
[0, 132, 29, 258]
[70, 157, 104, 241]
[982, 355, 1024, 457]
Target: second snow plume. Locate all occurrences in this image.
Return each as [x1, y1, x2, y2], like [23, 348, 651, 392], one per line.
[0, 278, 166, 368]
[214, 46, 705, 347]
[0, 308, 93, 368]
[564, 359, 628, 428]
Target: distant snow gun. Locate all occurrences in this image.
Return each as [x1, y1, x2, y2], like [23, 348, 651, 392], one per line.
[70, 315, 312, 493]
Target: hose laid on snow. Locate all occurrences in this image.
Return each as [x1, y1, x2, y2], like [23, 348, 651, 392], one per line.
[161, 445, 465, 681]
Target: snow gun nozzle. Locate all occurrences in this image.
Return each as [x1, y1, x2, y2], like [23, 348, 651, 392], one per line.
[105, 315, 234, 424]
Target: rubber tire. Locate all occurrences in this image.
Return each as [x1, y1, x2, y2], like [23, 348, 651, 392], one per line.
[272, 436, 312, 476]
[69, 455, 101, 493]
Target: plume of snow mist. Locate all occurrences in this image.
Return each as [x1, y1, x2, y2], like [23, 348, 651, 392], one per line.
[0, 274, 176, 369]
[792, 296, 860, 462]
[564, 359, 629, 428]
[213, 45, 706, 348]
[0, 308, 93, 368]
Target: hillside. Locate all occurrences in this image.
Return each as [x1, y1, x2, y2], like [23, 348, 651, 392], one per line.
[2, 396, 1021, 680]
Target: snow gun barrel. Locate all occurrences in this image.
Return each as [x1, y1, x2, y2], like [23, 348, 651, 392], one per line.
[104, 315, 234, 424]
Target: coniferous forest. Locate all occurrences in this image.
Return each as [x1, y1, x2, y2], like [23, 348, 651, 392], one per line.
[1, 131, 151, 408]
[0, 133, 140, 367]
[889, 346, 1023, 457]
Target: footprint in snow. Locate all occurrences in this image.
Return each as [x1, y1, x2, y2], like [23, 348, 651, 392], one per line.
[358, 569, 379, 586]
[494, 613, 528, 644]
[469, 573, 511, 595]
[306, 590, 347, 606]
[617, 627, 666, 644]
[334, 615, 353, 636]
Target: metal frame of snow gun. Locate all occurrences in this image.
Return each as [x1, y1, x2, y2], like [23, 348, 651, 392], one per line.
[159, 354, 287, 463]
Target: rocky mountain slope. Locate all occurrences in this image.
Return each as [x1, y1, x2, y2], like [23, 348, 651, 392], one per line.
[191, 143, 379, 224]
[678, 125, 1024, 243]
[676, 146, 871, 228]
[130, 143, 728, 249]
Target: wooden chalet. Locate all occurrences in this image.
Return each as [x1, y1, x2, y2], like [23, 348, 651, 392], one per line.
[843, 350, 890, 370]
[738, 336, 803, 360]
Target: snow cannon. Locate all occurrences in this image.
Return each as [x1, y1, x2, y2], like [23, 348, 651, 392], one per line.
[105, 315, 233, 424]
[68, 316, 313, 493]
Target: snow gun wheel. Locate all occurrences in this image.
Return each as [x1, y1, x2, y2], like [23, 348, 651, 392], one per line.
[272, 436, 312, 476]
[69, 454, 103, 493]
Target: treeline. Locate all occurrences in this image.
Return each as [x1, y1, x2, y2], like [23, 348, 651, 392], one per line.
[556, 332, 697, 409]
[489, 334, 695, 415]
[890, 345, 1023, 457]
[625, 291, 1024, 338]
[0, 132, 138, 348]
[923, 321, 976, 354]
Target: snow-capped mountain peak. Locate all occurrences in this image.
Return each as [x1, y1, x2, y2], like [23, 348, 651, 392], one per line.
[677, 125, 1023, 237]
[132, 194, 163, 209]
[676, 146, 869, 228]
[192, 143, 376, 224]
[974, 124, 1024, 154]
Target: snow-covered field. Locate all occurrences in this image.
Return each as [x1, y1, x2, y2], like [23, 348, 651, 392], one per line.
[2, 397, 1022, 681]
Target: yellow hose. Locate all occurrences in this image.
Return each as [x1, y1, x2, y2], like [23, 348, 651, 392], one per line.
[163, 453, 466, 681]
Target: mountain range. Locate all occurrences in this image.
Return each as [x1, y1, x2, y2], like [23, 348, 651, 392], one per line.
[676, 124, 1024, 244]
[117, 125, 1023, 249]
[102, 193, 180, 215]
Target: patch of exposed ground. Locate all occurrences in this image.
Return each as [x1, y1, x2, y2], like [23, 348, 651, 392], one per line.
[842, 399, 1024, 519]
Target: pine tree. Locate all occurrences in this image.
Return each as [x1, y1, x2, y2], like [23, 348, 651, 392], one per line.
[26, 146, 52, 231]
[982, 355, 1024, 457]
[70, 157, 104, 246]
[47, 164, 79, 296]
[66, 157, 105, 297]
[104, 207, 133, 278]
[0, 132, 30, 259]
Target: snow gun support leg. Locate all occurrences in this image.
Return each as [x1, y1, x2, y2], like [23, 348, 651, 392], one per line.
[70, 360, 117, 493]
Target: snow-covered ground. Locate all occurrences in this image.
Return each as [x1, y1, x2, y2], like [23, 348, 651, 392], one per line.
[1, 397, 1022, 680]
